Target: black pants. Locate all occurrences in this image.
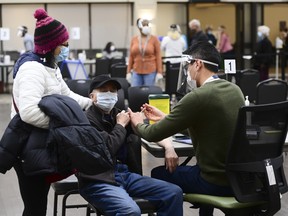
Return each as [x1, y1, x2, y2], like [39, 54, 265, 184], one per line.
[14, 161, 50, 216]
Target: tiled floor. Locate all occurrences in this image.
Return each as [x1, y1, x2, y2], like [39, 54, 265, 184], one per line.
[1, 93, 288, 215]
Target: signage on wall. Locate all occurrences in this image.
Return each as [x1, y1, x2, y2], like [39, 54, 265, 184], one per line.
[70, 27, 80, 40]
[0, 28, 10, 41]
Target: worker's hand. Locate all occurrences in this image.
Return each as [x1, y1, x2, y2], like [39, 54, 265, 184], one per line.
[126, 73, 132, 84]
[164, 148, 179, 173]
[160, 139, 179, 173]
[140, 103, 166, 122]
[155, 73, 163, 84]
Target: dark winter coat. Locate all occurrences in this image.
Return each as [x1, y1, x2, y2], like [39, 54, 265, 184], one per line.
[0, 94, 113, 176]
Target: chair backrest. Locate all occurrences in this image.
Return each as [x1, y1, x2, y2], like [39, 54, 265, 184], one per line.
[235, 69, 260, 104]
[113, 77, 130, 100]
[61, 59, 88, 80]
[226, 101, 288, 215]
[256, 78, 288, 105]
[66, 79, 92, 97]
[110, 62, 127, 78]
[165, 61, 180, 95]
[115, 89, 126, 110]
[95, 58, 110, 76]
[128, 85, 163, 112]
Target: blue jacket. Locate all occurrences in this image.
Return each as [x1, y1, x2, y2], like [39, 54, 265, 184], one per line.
[0, 94, 113, 176]
[13, 51, 43, 78]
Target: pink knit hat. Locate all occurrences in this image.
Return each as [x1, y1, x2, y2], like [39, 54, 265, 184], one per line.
[33, 8, 69, 54]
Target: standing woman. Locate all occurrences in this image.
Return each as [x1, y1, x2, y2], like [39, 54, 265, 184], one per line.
[253, 25, 273, 81]
[11, 8, 91, 216]
[216, 25, 234, 59]
[126, 18, 163, 86]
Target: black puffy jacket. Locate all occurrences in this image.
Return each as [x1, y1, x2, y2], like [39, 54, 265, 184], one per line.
[0, 94, 113, 176]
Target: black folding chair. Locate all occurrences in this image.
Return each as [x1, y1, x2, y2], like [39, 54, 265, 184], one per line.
[128, 85, 163, 112]
[256, 78, 288, 104]
[184, 101, 288, 216]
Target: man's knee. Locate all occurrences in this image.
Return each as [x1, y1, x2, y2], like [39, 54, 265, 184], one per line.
[151, 165, 166, 179]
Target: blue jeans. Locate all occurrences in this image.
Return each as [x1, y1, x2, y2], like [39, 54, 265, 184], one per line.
[131, 71, 156, 87]
[151, 165, 233, 216]
[80, 164, 183, 216]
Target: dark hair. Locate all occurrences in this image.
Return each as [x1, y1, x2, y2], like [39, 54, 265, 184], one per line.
[22, 26, 28, 34]
[136, 18, 141, 27]
[37, 50, 56, 68]
[183, 41, 220, 72]
[104, 42, 114, 54]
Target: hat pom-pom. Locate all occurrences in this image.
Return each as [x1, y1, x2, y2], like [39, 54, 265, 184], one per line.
[34, 8, 48, 20]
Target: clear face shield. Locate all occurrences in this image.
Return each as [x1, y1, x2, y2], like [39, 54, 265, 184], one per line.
[176, 54, 219, 96]
[176, 55, 195, 96]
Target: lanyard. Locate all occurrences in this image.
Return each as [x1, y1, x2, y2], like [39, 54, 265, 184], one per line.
[138, 35, 150, 59]
[203, 75, 219, 85]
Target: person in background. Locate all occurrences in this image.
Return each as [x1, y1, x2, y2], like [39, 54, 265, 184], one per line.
[216, 25, 234, 59]
[126, 18, 163, 86]
[253, 25, 273, 81]
[188, 19, 208, 46]
[17, 25, 34, 53]
[128, 41, 245, 216]
[78, 74, 183, 216]
[205, 26, 217, 46]
[161, 24, 187, 64]
[102, 41, 117, 59]
[279, 27, 288, 70]
[11, 8, 91, 216]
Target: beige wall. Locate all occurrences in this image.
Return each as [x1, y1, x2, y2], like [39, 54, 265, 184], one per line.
[188, 3, 236, 45]
[156, 3, 187, 37]
[2, 4, 43, 52]
[264, 3, 288, 47]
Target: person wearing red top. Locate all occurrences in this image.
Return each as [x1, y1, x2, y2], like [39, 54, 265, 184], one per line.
[126, 18, 163, 86]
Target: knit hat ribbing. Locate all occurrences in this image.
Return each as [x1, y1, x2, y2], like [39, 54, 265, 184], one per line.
[33, 8, 69, 54]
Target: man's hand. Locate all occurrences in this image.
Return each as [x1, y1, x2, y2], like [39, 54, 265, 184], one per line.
[127, 107, 145, 129]
[140, 103, 166, 122]
[116, 110, 130, 127]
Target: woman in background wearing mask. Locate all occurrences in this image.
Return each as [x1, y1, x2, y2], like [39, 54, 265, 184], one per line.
[126, 18, 163, 86]
[102, 41, 117, 59]
[253, 25, 273, 81]
[11, 8, 91, 216]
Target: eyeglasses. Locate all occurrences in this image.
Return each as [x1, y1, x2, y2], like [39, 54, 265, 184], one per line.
[61, 43, 69, 47]
[181, 54, 218, 67]
[183, 60, 195, 75]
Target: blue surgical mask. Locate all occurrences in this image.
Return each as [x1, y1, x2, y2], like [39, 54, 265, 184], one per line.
[55, 46, 69, 63]
[95, 91, 118, 113]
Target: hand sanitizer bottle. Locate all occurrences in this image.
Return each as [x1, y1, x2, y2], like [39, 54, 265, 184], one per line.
[245, 96, 251, 125]
[245, 96, 250, 106]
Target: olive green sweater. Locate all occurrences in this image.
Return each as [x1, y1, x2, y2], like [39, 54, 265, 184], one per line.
[137, 79, 245, 186]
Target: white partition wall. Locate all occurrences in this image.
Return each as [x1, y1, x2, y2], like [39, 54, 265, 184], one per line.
[47, 4, 90, 50]
[91, 3, 132, 50]
[156, 3, 187, 38]
[2, 4, 43, 52]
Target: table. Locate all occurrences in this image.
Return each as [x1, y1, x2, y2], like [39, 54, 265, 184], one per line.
[0, 62, 14, 93]
[83, 59, 95, 77]
[141, 138, 194, 158]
